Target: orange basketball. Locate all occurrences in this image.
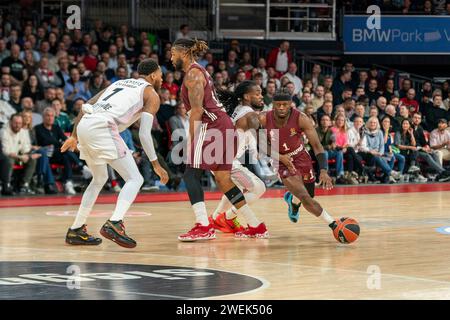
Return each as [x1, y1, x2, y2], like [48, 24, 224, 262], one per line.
[332, 217, 360, 244]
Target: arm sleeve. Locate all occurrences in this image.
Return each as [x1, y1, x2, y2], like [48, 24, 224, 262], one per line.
[139, 112, 158, 162]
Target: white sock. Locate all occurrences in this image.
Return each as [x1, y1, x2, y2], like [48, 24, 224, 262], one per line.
[237, 204, 260, 227]
[319, 209, 335, 225]
[193, 202, 209, 226]
[71, 206, 92, 230]
[225, 207, 238, 220]
[292, 195, 301, 205]
[213, 196, 233, 219]
[110, 199, 132, 222]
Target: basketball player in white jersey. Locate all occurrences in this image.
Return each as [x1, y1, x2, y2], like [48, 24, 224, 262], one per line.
[211, 80, 269, 238]
[61, 59, 169, 248]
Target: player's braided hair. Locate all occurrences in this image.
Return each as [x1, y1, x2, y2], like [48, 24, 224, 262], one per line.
[137, 58, 159, 76]
[217, 80, 257, 116]
[173, 38, 209, 58]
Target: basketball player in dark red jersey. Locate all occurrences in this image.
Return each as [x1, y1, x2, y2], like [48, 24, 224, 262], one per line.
[171, 39, 265, 241]
[259, 91, 339, 231]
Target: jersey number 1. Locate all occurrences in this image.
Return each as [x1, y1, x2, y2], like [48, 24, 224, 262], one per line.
[103, 88, 124, 101]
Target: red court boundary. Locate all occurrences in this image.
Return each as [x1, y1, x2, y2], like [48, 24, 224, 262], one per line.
[1, 183, 449, 208]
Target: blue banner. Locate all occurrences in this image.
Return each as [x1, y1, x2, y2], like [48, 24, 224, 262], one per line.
[343, 15, 450, 54]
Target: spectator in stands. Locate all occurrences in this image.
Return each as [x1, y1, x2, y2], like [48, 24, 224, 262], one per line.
[24, 49, 38, 76]
[360, 116, 397, 183]
[316, 114, 346, 184]
[266, 40, 291, 75]
[331, 70, 351, 105]
[0, 138, 13, 195]
[331, 114, 363, 184]
[400, 88, 419, 116]
[317, 100, 334, 122]
[255, 58, 268, 87]
[0, 73, 12, 101]
[162, 72, 180, 102]
[64, 67, 91, 105]
[1, 44, 25, 81]
[323, 75, 333, 92]
[350, 103, 366, 122]
[21, 97, 42, 126]
[263, 81, 276, 111]
[398, 78, 412, 98]
[335, 86, 353, 107]
[21, 110, 58, 194]
[0, 38, 10, 64]
[35, 57, 60, 89]
[430, 118, 450, 165]
[390, 95, 400, 111]
[51, 99, 71, 132]
[311, 85, 325, 112]
[381, 116, 405, 178]
[375, 96, 388, 119]
[55, 56, 70, 88]
[303, 64, 324, 89]
[353, 86, 366, 101]
[298, 91, 312, 112]
[283, 62, 302, 95]
[285, 82, 301, 107]
[36, 87, 56, 114]
[353, 70, 369, 91]
[411, 112, 450, 181]
[382, 79, 397, 102]
[1, 114, 38, 194]
[367, 78, 381, 106]
[226, 50, 240, 79]
[368, 65, 383, 84]
[8, 84, 22, 113]
[175, 24, 191, 40]
[0, 99, 16, 129]
[384, 104, 400, 132]
[35, 107, 84, 195]
[394, 118, 428, 181]
[425, 94, 448, 131]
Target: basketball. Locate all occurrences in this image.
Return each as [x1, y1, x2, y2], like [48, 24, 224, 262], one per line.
[332, 218, 360, 244]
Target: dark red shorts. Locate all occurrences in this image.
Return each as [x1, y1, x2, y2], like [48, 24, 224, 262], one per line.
[277, 150, 315, 183]
[187, 116, 237, 172]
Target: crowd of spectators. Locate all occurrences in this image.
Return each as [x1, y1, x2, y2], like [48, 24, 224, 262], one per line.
[343, 0, 450, 15]
[1, 15, 450, 197]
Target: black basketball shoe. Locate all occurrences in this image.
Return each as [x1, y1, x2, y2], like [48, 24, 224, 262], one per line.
[66, 225, 102, 245]
[100, 220, 137, 248]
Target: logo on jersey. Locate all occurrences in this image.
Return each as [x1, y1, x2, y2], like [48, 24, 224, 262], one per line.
[290, 128, 297, 137]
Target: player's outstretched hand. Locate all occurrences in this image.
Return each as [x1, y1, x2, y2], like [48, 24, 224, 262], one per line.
[61, 137, 78, 152]
[318, 170, 333, 190]
[154, 165, 169, 185]
[279, 154, 296, 174]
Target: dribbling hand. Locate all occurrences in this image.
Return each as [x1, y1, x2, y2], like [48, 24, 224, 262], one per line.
[318, 170, 333, 190]
[154, 165, 169, 185]
[61, 137, 78, 152]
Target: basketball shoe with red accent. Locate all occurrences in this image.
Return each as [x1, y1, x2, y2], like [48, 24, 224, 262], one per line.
[209, 213, 244, 233]
[178, 223, 216, 242]
[234, 223, 269, 239]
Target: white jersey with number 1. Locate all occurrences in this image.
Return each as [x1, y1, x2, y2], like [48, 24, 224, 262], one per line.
[77, 78, 151, 165]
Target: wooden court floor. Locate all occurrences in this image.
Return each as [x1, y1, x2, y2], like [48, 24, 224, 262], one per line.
[1, 187, 450, 300]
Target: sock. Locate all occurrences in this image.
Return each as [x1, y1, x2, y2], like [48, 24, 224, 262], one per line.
[225, 207, 238, 220]
[213, 196, 233, 219]
[319, 209, 335, 225]
[292, 195, 301, 206]
[71, 206, 92, 230]
[237, 204, 260, 227]
[193, 202, 209, 226]
[110, 199, 132, 222]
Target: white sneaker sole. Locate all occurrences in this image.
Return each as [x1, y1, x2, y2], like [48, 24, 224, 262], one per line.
[235, 231, 270, 239]
[178, 233, 216, 242]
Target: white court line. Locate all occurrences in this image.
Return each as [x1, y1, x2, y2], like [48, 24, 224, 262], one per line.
[1, 245, 450, 289]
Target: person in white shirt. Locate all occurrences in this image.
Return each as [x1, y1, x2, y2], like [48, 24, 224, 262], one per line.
[430, 119, 450, 165]
[175, 24, 190, 40]
[283, 62, 303, 95]
[0, 100, 16, 128]
[1, 114, 39, 194]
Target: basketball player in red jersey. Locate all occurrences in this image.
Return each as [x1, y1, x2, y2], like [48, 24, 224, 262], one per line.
[259, 91, 339, 232]
[171, 39, 265, 241]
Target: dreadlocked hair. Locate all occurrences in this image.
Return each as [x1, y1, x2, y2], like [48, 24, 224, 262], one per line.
[173, 38, 209, 59]
[217, 80, 257, 116]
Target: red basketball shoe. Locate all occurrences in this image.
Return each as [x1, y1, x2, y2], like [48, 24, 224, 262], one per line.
[234, 223, 269, 239]
[178, 223, 216, 242]
[209, 213, 244, 233]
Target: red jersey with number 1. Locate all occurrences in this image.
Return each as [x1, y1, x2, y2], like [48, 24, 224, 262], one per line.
[265, 108, 315, 182]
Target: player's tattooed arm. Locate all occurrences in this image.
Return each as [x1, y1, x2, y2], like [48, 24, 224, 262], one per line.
[184, 68, 206, 141]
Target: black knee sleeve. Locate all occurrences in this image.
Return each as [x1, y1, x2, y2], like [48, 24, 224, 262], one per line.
[305, 182, 315, 198]
[183, 167, 204, 205]
[224, 185, 245, 206]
